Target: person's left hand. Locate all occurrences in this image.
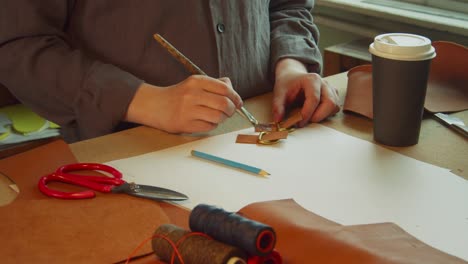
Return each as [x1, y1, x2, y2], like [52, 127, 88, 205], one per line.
[272, 58, 340, 127]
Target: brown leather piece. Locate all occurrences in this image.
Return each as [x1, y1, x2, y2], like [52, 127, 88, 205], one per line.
[236, 134, 261, 144]
[1, 141, 465, 263]
[343, 64, 373, 119]
[344, 41, 468, 118]
[260, 131, 288, 141]
[280, 110, 303, 129]
[0, 140, 180, 263]
[238, 109, 302, 145]
[425, 41, 468, 113]
[236, 131, 288, 144]
[254, 111, 303, 132]
[254, 123, 279, 132]
[239, 199, 466, 264]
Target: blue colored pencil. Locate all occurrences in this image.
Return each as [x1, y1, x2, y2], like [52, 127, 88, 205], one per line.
[191, 150, 270, 177]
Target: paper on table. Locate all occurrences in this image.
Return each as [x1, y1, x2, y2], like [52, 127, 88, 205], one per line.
[107, 124, 468, 261]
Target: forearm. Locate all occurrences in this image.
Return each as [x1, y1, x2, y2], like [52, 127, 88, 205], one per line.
[124, 82, 163, 126]
[0, 0, 142, 141]
[275, 58, 308, 79]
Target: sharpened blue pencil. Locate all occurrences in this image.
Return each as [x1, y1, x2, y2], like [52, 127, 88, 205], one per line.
[191, 150, 270, 177]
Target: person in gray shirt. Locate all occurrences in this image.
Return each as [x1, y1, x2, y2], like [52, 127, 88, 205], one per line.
[0, 0, 340, 142]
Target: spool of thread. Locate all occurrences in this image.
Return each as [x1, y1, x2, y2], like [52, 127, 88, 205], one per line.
[152, 224, 247, 264]
[189, 204, 276, 256]
[247, 250, 282, 264]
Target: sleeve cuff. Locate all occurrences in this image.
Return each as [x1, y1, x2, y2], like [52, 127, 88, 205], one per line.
[270, 35, 323, 76]
[74, 62, 143, 140]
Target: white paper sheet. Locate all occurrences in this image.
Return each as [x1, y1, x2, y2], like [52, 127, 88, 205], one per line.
[108, 124, 468, 261]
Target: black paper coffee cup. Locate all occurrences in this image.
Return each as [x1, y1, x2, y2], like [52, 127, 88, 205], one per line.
[369, 33, 436, 146]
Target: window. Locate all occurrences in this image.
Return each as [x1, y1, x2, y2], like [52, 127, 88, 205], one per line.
[362, 0, 468, 20]
[314, 0, 468, 45]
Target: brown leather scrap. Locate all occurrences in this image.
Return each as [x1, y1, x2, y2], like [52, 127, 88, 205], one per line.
[343, 64, 373, 119]
[236, 131, 288, 144]
[260, 130, 288, 141]
[239, 110, 302, 145]
[254, 110, 303, 132]
[279, 110, 303, 129]
[254, 122, 279, 132]
[236, 134, 261, 144]
[0, 140, 183, 264]
[425, 41, 468, 113]
[239, 199, 466, 264]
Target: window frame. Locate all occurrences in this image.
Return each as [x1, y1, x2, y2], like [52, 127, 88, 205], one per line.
[314, 0, 468, 45]
[367, 0, 468, 18]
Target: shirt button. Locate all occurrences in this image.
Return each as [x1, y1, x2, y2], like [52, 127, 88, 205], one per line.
[216, 23, 225, 33]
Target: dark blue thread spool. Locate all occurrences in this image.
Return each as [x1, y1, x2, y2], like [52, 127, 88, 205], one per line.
[189, 204, 276, 256]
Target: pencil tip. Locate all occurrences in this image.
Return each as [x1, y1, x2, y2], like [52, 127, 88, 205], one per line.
[259, 170, 270, 177]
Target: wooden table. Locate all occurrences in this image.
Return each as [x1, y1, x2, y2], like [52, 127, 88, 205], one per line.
[1, 72, 467, 206]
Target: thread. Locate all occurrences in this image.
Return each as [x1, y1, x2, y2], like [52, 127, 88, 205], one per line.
[152, 224, 248, 264]
[247, 250, 282, 264]
[126, 233, 184, 264]
[189, 204, 276, 256]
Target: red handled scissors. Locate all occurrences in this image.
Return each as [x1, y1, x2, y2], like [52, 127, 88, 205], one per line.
[38, 163, 188, 201]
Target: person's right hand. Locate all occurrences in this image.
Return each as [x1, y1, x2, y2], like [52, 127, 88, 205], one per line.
[125, 75, 243, 133]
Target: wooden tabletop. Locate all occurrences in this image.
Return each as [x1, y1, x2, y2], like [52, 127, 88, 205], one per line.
[69, 72, 468, 178]
[1, 72, 467, 206]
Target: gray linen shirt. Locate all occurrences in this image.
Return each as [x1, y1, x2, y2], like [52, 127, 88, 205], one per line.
[0, 0, 322, 142]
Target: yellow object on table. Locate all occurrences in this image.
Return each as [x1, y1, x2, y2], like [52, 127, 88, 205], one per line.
[0, 104, 60, 145]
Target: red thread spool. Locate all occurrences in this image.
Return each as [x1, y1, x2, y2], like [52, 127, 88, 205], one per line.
[247, 250, 282, 264]
[256, 229, 275, 255]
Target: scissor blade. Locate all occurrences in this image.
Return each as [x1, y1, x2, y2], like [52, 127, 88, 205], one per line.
[434, 113, 468, 138]
[112, 182, 188, 201]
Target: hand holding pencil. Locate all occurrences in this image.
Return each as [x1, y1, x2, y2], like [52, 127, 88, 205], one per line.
[125, 35, 243, 134]
[126, 74, 242, 134]
[153, 33, 260, 127]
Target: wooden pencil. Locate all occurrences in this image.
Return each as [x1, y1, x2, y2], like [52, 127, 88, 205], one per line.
[191, 150, 270, 177]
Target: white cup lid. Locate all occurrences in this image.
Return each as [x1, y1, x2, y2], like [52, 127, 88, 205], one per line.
[369, 33, 436, 61]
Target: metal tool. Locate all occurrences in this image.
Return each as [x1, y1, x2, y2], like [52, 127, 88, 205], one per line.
[38, 163, 188, 201]
[153, 33, 259, 127]
[434, 113, 468, 138]
[238, 107, 259, 126]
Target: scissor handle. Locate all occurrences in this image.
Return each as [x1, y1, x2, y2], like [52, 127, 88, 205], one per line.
[57, 163, 123, 179]
[38, 163, 125, 199]
[38, 173, 96, 199]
